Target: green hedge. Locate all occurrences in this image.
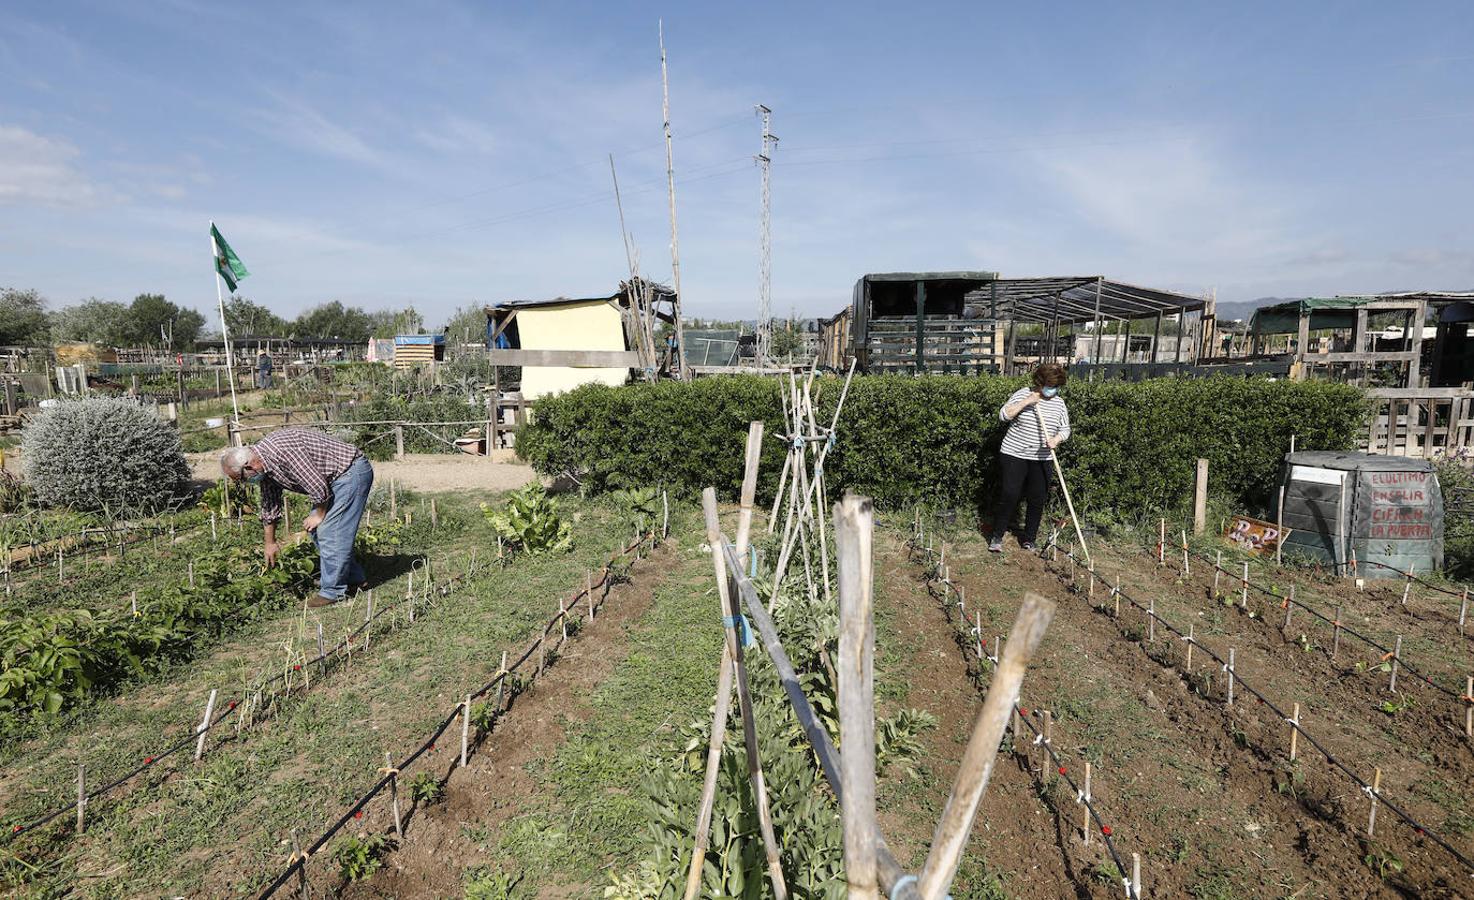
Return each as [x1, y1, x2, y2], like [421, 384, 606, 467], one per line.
[519, 375, 1368, 522]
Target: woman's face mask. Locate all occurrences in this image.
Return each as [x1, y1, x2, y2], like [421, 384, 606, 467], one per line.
[245, 471, 265, 485]
[1040, 386, 1060, 399]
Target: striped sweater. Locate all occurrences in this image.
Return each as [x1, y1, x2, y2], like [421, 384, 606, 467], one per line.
[998, 387, 1071, 460]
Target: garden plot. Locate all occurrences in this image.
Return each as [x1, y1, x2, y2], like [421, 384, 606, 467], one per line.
[0, 491, 672, 896]
[919, 522, 1473, 896]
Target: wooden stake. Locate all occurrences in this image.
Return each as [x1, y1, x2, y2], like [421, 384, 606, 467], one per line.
[385, 751, 402, 835]
[76, 763, 86, 833]
[461, 694, 471, 767]
[1367, 767, 1381, 835]
[188, 560, 194, 587]
[1241, 562, 1249, 608]
[1332, 606, 1343, 659]
[195, 688, 217, 760]
[316, 622, 326, 672]
[1158, 519, 1165, 565]
[1131, 852, 1141, 899]
[1185, 624, 1195, 671]
[1388, 636, 1401, 693]
[131, 591, 138, 617]
[698, 489, 786, 899]
[1459, 589, 1468, 634]
[559, 597, 568, 641]
[1081, 761, 1092, 846]
[1282, 586, 1294, 633]
[292, 829, 308, 899]
[1113, 576, 1121, 618]
[1088, 564, 1095, 603]
[1213, 551, 1221, 596]
[1288, 702, 1300, 760]
[1181, 529, 1189, 575]
[1402, 569, 1413, 606]
[1148, 597, 1156, 642]
[495, 651, 508, 711]
[836, 494, 878, 900]
[1226, 649, 1236, 706]
[364, 591, 374, 651]
[918, 593, 1056, 898]
[210, 511, 216, 541]
[587, 571, 595, 620]
[1276, 485, 1285, 564]
[390, 478, 397, 518]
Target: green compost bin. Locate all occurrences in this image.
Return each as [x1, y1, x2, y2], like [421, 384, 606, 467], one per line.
[1279, 451, 1444, 576]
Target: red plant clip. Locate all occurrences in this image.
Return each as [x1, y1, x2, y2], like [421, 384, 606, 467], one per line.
[12, 825, 21, 833]
[1101, 825, 1112, 836]
[1018, 707, 1030, 717]
[227, 701, 237, 710]
[1058, 766, 1067, 775]
[294, 664, 302, 671]
[353, 810, 363, 820]
[145, 756, 154, 764]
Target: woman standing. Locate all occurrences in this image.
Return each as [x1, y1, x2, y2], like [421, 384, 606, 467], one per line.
[989, 363, 1071, 552]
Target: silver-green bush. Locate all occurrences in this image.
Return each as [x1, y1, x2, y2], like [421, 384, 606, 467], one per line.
[21, 397, 191, 515]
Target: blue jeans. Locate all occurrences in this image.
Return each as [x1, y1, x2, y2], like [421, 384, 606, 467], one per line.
[314, 456, 374, 599]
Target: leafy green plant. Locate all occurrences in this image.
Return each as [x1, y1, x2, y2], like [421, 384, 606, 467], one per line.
[875, 707, 938, 779]
[407, 771, 443, 805]
[335, 831, 393, 882]
[609, 485, 661, 532]
[1379, 694, 1413, 716]
[481, 483, 572, 555]
[463, 867, 519, 899]
[1363, 843, 1405, 880]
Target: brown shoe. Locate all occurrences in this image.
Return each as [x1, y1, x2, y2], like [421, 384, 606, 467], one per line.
[307, 594, 342, 608]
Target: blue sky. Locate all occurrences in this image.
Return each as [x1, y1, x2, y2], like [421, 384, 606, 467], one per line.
[2, 1, 1472, 327]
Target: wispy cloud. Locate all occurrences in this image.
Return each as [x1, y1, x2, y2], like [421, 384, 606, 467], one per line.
[0, 125, 109, 207]
[246, 92, 389, 168]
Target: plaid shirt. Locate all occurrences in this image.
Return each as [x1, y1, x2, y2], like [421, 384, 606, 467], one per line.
[254, 427, 362, 525]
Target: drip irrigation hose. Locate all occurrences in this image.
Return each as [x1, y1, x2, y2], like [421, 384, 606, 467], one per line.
[1, 532, 650, 850]
[1167, 544, 1462, 701]
[1037, 533, 1474, 880]
[909, 534, 1139, 899]
[255, 530, 656, 898]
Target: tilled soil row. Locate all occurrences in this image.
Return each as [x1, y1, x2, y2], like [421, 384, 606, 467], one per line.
[1019, 536, 1472, 896]
[1115, 541, 1474, 786]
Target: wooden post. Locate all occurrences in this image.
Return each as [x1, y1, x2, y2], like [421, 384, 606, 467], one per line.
[364, 591, 374, 651]
[1148, 597, 1156, 642]
[317, 622, 326, 672]
[210, 511, 217, 542]
[559, 597, 568, 641]
[734, 421, 764, 563]
[697, 489, 787, 899]
[1288, 703, 1300, 761]
[1131, 853, 1141, 900]
[835, 494, 878, 900]
[1158, 519, 1165, 565]
[1241, 562, 1249, 608]
[215, 367, 223, 397]
[76, 764, 86, 833]
[1181, 529, 1190, 575]
[194, 688, 218, 760]
[430, 498, 438, 529]
[394, 424, 405, 460]
[390, 478, 397, 518]
[1185, 624, 1195, 671]
[1388, 636, 1401, 693]
[495, 651, 508, 711]
[1460, 589, 1468, 634]
[1282, 586, 1294, 633]
[1193, 458, 1209, 535]
[1226, 649, 1236, 706]
[1367, 767, 1381, 835]
[918, 593, 1056, 899]
[1401, 569, 1413, 606]
[385, 751, 403, 835]
[587, 571, 595, 620]
[461, 694, 471, 767]
[1213, 551, 1222, 596]
[1332, 606, 1343, 659]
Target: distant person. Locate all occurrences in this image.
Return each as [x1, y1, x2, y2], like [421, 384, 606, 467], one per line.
[989, 363, 1071, 552]
[220, 428, 374, 607]
[255, 349, 273, 389]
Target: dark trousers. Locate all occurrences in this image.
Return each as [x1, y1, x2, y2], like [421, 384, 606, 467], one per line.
[990, 454, 1049, 544]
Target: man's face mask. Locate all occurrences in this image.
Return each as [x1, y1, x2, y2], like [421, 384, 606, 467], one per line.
[245, 471, 265, 485]
[1041, 387, 1060, 399]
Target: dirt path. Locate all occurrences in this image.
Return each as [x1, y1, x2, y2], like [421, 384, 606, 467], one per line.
[185, 450, 536, 494]
[873, 528, 1085, 897]
[339, 541, 675, 898]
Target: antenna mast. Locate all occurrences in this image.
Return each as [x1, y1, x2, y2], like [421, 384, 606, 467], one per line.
[659, 21, 689, 379]
[755, 104, 778, 366]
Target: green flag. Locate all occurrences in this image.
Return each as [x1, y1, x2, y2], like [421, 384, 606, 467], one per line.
[211, 224, 250, 292]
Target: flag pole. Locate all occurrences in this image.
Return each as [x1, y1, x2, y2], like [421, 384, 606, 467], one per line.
[210, 221, 242, 435]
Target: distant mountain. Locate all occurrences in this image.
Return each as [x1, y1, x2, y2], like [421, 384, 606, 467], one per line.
[1213, 297, 1294, 323]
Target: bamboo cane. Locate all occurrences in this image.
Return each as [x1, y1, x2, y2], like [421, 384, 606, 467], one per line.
[835, 495, 878, 899]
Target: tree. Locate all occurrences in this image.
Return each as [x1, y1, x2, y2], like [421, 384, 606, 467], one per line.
[442, 305, 487, 345]
[370, 306, 424, 339]
[0, 287, 51, 346]
[293, 301, 375, 342]
[124, 294, 205, 350]
[52, 298, 133, 346]
[222, 296, 288, 338]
